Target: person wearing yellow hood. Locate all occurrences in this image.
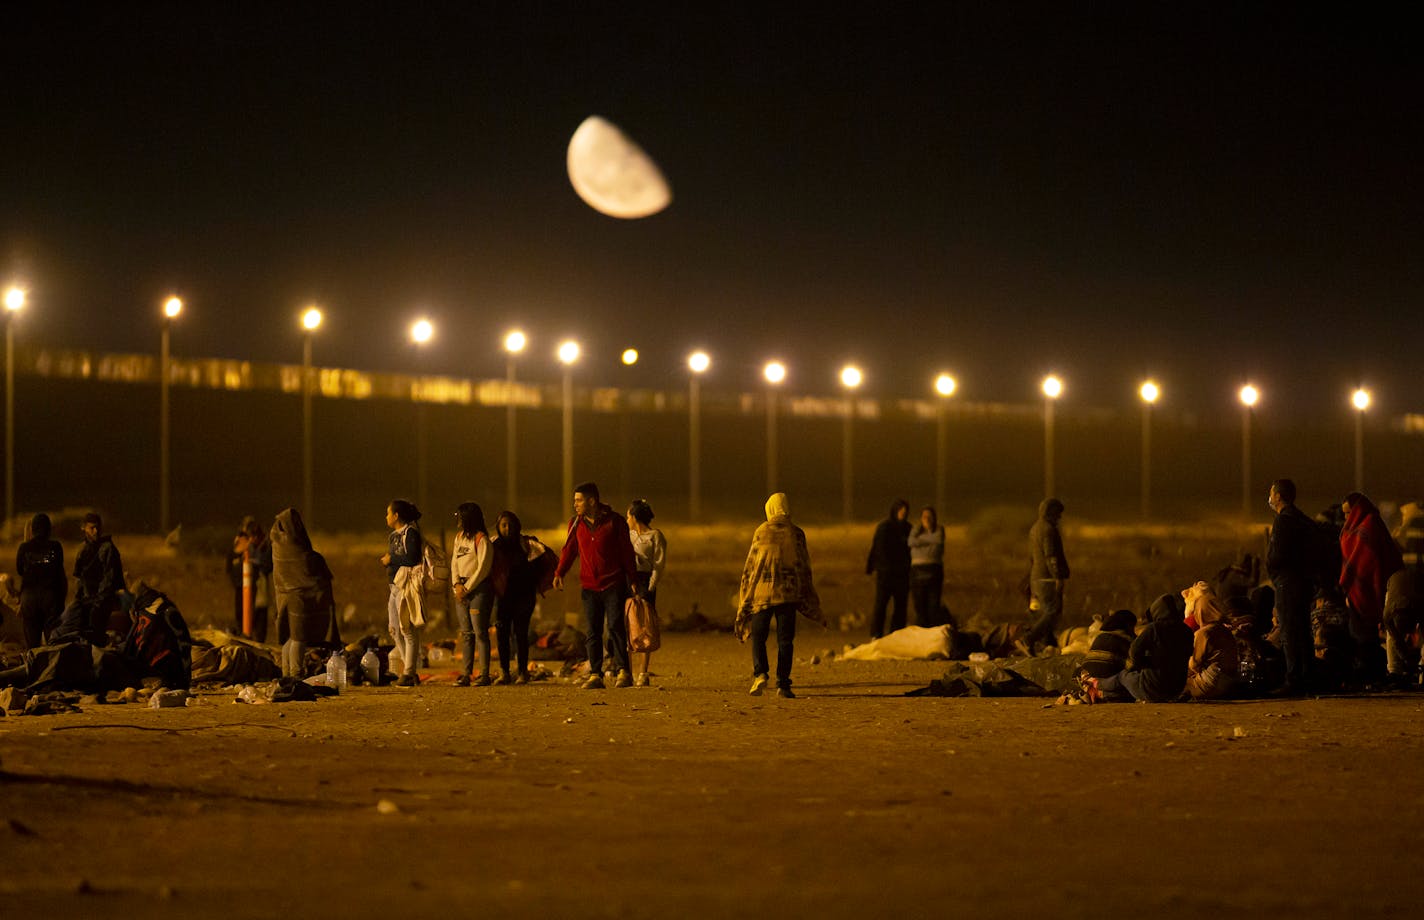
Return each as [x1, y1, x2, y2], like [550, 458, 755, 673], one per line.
[735, 493, 824, 697]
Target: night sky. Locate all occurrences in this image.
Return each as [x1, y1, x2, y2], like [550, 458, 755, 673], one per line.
[5, 4, 1420, 416]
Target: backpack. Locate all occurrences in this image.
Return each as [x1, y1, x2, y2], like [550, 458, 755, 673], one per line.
[422, 539, 451, 595]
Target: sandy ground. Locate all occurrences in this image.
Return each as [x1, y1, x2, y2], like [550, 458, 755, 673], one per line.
[3, 628, 1424, 919]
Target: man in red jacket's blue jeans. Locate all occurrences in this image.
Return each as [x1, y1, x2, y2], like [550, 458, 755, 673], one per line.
[554, 481, 640, 689]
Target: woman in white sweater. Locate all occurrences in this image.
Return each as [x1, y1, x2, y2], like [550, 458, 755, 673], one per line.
[451, 502, 494, 686]
[627, 499, 667, 687]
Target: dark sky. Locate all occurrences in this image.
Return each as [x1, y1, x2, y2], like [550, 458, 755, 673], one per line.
[5, 4, 1421, 415]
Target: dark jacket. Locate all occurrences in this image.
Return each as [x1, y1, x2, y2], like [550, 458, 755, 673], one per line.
[1126, 594, 1194, 702]
[386, 524, 423, 584]
[1267, 503, 1318, 583]
[1029, 499, 1069, 581]
[17, 536, 66, 599]
[74, 535, 124, 607]
[866, 510, 912, 578]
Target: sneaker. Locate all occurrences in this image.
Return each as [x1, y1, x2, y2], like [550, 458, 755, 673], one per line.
[473, 674, 492, 687]
[395, 673, 419, 688]
[614, 669, 633, 688]
[454, 675, 471, 687]
[634, 672, 650, 687]
[582, 674, 606, 690]
[749, 675, 769, 696]
[494, 672, 512, 686]
[513, 671, 529, 685]
[777, 686, 797, 699]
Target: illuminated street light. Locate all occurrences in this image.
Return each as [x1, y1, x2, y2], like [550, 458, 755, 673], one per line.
[934, 373, 957, 514]
[1041, 375, 1063, 498]
[688, 351, 711, 521]
[1239, 384, 1260, 516]
[1138, 380, 1160, 520]
[504, 330, 527, 512]
[5, 287, 27, 536]
[621, 348, 639, 366]
[558, 340, 581, 504]
[409, 318, 435, 513]
[1353, 387, 1371, 493]
[159, 296, 184, 532]
[840, 365, 863, 521]
[300, 306, 323, 521]
[763, 361, 786, 494]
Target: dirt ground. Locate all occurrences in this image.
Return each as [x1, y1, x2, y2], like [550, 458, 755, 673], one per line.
[3, 519, 1423, 918]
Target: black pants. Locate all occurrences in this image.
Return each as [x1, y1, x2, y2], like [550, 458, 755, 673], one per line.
[910, 565, 943, 627]
[748, 603, 797, 688]
[20, 589, 64, 650]
[871, 572, 909, 638]
[1275, 575, 1314, 692]
[495, 592, 536, 676]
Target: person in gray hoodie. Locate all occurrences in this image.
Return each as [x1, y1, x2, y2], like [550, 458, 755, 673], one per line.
[1024, 498, 1069, 654]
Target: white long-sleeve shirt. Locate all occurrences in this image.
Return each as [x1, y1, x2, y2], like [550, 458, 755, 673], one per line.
[630, 527, 667, 592]
[452, 531, 492, 592]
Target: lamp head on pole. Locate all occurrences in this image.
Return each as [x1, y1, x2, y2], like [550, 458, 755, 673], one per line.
[621, 348, 639, 366]
[688, 351, 710, 374]
[934, 373, 957, 397]
[504, 330, 527, 355]
[1042, 375, 1063, 400]
[763, 360, 786, 385]
[1139, 380, 1160, 404]
[1352, 388, 1371, 412]
[840, 364, 863, 390]
[557, 340, 580, 366]
[163, 296, 183, 319]
[410, 318, 434, 345]
[301, 306, 323, 332]
[4, 287, 26, 313]
[1239, 384, 1259, 408]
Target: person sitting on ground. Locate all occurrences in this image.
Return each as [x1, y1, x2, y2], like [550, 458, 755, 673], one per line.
[735, 492, 824, 698]
[1186, 591, 1240, 700]
[1212, 552, 1261, 603]
[1311, 586, 1353, 691]
[53, 512, 125, 646]
[271, 508, 340, 679]
[1182, 580, 1227, 631]
[1079, 609, 1137, 679]
[1225, 594, 1283, 698]
[1382, 502, 1424, 685]
[15, 512, 66, 649]
[1081, 594, 1193, 703]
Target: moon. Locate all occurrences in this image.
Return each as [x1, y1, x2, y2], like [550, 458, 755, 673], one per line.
[566, 115, 672, 219]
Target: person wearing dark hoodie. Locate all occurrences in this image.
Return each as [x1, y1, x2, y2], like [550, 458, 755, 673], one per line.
[1266, 478, 1317, 695]
[54, 512, 124, 645]
[271, 508, 340, 678]
[1025, 498, 1070, 654]
[15, 512, 67, 649]
[865, 499, 912, 639]
[1079, 609, 1137, 679]
[1082, 594, 1193, 703]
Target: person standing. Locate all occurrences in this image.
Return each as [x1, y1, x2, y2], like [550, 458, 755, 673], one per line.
[490, 510, 551, 685]
[735, 492, 824, 698]
[626, 498, 667, 687]
[1266, 479, 1316, 695]
[908, 506, 945, 627]
[244, 517, 273, 643]
[451, 502, 494, 687]
[270, 508, 340, 678]
[55, 512, 125, 645]
[226, 515, 256, 635]
[865, 499, 912, 638]
[15, 512, 66, 649]
[1024, 498, 1070, 654]
[381, 499, 425, 687]
[553, 481, 639, 689]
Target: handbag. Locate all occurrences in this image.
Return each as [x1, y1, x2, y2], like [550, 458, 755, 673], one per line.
[625, 594, 661, 653]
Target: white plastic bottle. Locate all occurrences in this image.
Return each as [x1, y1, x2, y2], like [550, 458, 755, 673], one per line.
[361, 648, 381, 685]
[326, 650, 348, 691]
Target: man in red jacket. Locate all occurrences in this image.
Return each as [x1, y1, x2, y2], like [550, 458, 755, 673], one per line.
[554, 481, 639, 689]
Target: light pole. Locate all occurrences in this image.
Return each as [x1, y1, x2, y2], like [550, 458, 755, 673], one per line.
[933, 373, 957, 514]
[839, 364, 863, 522]
[763, 360, 786, 495]
[159, 296, 183, 532]
[619, 347, 638, 498]
[503, 330, 526, 513]
[410, 318, 434, 513]
[1041, 375, 1063, 498]
[300, 306, 322, 520]
[688, 351, 710, 521]
[1352, 387, 1371, 494]
[1239, 384, 1259, 516]
[558, 340, 581, 505]
[1138, 380, 1160, 520]
[4, 286, 26, 537]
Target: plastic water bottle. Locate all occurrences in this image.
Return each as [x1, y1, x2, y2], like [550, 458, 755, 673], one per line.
[388, 645, 403, 679]
[326, 650, 348, 691]
[361, 648, 381, 686]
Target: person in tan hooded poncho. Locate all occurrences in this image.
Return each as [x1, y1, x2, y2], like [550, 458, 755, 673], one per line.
[271, 508, 341, 678]
[735, 493, 824, 698]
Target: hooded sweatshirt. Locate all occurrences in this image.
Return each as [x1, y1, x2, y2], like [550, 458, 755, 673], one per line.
[866, 502, 912, 577]
[735, 493, 824, 636]
[1126, 593, 1194, 702]
[1188, 591, 1240, 699]
[1029, 499, 1069, 581]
